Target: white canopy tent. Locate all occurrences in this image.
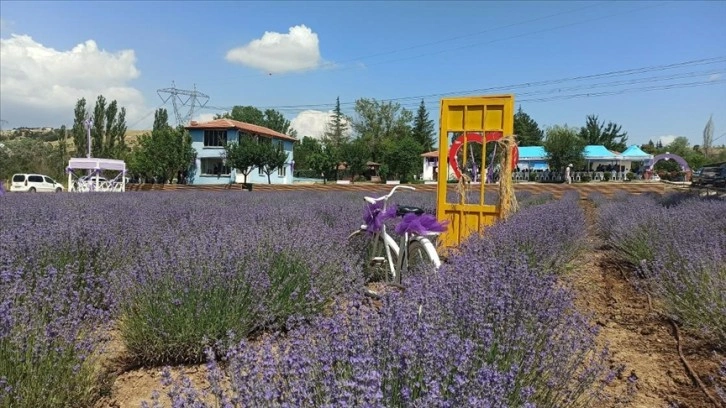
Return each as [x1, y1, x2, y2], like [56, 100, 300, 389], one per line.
[67, 158, 126, 192]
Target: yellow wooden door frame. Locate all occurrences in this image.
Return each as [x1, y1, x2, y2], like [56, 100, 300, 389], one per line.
[436, 94, 515, 249]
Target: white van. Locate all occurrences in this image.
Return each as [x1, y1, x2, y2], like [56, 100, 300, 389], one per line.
[10, 174, 65, 193]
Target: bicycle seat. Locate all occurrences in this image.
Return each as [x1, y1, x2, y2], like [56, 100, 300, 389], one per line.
[396, 206, 425, 216]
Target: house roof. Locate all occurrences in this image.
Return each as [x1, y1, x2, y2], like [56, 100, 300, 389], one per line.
[421, 151, 439, 158]
[518, 146, 547, 160]
[185, 119, 298, 142]
[621, 145, 652, 159]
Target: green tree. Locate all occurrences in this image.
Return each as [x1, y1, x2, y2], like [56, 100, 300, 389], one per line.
[72, 98, 89, 157]
[351, 98, 413, 163]
[215, 105, 296, 137]
[127, 109, 195, 183]
[660, 136, 706, 170]
[57, 125, 69, 178]
[340, 138, 370, 182]
[293, 136, 323, 171]
[224, 135, 260, 184]
[71, 95, 128, 159]
[543, 125, 586, 173]
[257, 140, 289, 184]
[641, 139, 657, 154]
[382, 136, 424, 183]
[702, 115, 714, 159]
[578, 114, 628, 151]
[322, 97, 350, 150]
[0, 138, 64, 182]
[263, 109, 297, 137]
[513, 106, 544, 146]
[308, 147, 338, 184]
[411, 99, 435, 152]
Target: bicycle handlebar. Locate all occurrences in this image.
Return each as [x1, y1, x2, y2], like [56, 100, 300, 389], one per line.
[364, 185, 416, 204]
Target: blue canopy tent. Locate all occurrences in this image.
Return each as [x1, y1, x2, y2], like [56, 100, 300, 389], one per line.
[583, 145, 624, 179]
[517, 146, 548, 170]
[583, 145, 620, 161]
[620, 145, 653, 174]
[620, 145, 653, 161]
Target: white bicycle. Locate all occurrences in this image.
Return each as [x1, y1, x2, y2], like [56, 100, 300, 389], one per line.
[348, 185, 447, 287]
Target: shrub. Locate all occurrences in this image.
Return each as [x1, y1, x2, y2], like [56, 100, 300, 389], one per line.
[115, 192, 361, 366]
[640, 242, 726, 348]
[478, 192, 587, 274]
[0, 265, 109, 408]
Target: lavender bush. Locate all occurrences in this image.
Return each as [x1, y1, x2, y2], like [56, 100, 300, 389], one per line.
[0, 265, 109, 408]
[641, 245, 726, 348]
[597, 193, 726, 347]
[116, 191, 367, 365]
[476, 191, 587, 275]
[0, 191, 369, 402]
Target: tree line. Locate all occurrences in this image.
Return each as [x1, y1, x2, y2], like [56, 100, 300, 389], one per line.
[2, 94, 724, 184]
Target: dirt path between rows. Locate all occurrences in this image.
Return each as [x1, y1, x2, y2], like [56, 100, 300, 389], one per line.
[567, 200, 724, 408]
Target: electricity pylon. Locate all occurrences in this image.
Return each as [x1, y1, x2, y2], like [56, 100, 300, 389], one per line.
[156, 82, 210, 126]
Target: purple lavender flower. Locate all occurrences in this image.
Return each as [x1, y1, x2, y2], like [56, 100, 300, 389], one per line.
[363, 200, 398, 234]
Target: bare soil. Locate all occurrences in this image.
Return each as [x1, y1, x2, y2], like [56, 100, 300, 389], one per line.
[95, 200, 725, 408]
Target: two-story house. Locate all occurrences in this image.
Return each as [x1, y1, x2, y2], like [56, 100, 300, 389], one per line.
[185, 119, 297, 185]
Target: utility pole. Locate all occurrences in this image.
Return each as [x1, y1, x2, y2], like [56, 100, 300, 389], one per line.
[157, 81, 210, 127]
[84, 117, 93, 158]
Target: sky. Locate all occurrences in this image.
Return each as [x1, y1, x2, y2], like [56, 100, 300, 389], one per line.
[1, 1, 725, 148]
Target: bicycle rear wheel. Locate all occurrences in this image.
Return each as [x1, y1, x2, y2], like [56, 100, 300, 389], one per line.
[406, 238, 441, 276]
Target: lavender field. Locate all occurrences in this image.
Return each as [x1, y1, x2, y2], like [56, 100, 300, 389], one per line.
[1, 189, 723, 407]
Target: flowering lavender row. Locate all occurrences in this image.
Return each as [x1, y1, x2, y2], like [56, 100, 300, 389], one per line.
[472, 190, 586, 275]
[2, 189, 590, 407]
[0, 191, 375, 405]
[146, 192, 609, 407]
[595, 192, 726, 347]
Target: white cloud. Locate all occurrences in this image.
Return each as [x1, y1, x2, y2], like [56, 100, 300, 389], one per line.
[290, 110, 353, 139]
[657, 135, 677, 146]
[0, 34, 151, 129]
[709, 73, 722, 82]
[191, 113, 218, 123]
[225, 25, 325, 74]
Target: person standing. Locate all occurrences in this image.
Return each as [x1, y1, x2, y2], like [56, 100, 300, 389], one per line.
[565, 164, 572, 184]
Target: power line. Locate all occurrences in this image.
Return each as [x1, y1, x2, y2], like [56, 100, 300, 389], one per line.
[127, 102, 168, 130]
[361, 80, 724, 113]
[391, 70, 725, 107]
[198, 79, 723, 121]
[201, 56, 725, 113]
[516, 80, 724, 103]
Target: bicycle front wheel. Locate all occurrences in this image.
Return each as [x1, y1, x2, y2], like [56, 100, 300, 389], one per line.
[348, 230, 395, 283]
[406, 238, 441, 275]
